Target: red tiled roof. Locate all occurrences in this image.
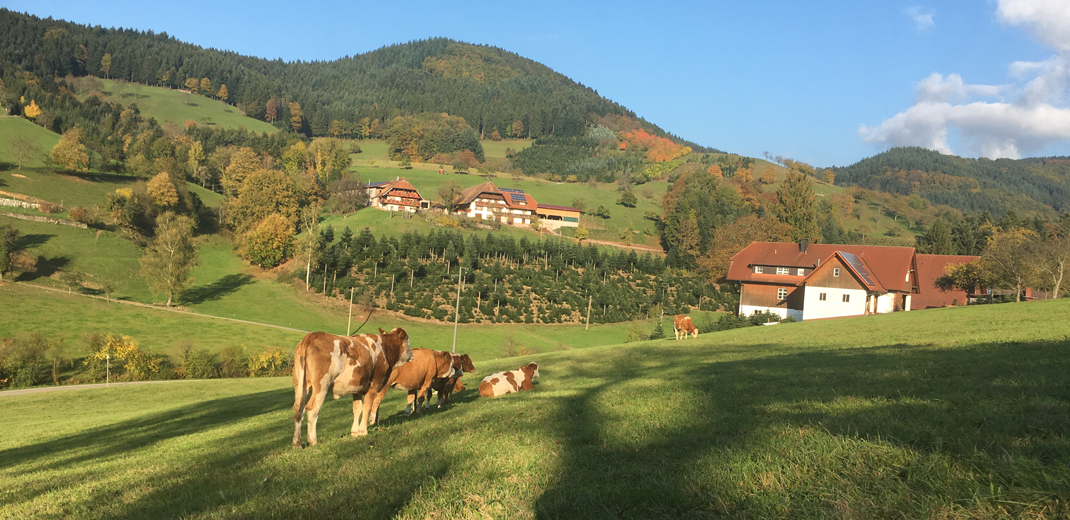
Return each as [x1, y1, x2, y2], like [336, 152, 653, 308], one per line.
[537, 204, 581, 213]
[728, 242, 916, 292]
[376, 178, 425, 200]
[456, 181, 538, 210]
[911, 254, 980, 309]
[800, 251, 888, 292]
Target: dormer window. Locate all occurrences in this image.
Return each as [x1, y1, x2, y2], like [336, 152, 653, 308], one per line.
[776, 267, 789, 275]
[833, 268, 840, 277]
[798, 268, 805, 276]
[754, 266, 763, 274]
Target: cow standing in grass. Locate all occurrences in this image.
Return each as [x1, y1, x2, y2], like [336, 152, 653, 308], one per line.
[425, 352, 475, 408]
[368, 348, 457, 420]
[673, 315, 698, 340]
[292, 327, 413, 448]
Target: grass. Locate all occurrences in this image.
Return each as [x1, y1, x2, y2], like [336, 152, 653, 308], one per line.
[86, 79, 277, 134]
[2, 298, 1068, 518]
[0, 116, 61, 170]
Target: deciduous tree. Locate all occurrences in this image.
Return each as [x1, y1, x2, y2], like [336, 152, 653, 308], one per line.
[139, 212, 199, 307]
[241, 213, 295, 268]
[265, 97, 279, 122]
[100, 53, 111, 79]
[222, 147, 259, 196]
[982, 227, 1040, 302]
[9, 137, 42, 170]
[147, 172, 180, 208]
[216, 84, 228, 102]
[759, 167, 776, 184]
[437, 179, 463, 209]
[184, 77, 199, 93]
[289, 101, 304, 133]
[699, 215, 792, 281]
[199, 78, 212, 97]
[1037, 224, 1070, 298]
[23, 100, 42, 120]
[50, 127, 90, 172]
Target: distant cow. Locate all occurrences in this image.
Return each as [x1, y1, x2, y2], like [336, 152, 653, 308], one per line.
[292, 327, 413, 448]
[369, 348, 456, 419]
[673, 315, 698, 340]
[425, 353, 475, 408]
[479, 362, 539, 397]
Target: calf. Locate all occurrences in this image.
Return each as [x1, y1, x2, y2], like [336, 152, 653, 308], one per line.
[292, 327, 413, 448]
[425, 353, 475, 408]
[673, 315, 698, 340]
[369, 348, 456, 419]
[478, 362, 539, 397]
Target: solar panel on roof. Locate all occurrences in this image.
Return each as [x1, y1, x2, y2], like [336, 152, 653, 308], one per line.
[839, 252, 877, 287]
[510, 193, 526, 202]
[500, 187, 524, 194]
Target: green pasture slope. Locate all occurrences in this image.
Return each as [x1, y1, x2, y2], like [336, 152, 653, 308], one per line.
[0, 116, 61, 170]
[87, 79, 278, 134]
[2, 299, 1069, 518]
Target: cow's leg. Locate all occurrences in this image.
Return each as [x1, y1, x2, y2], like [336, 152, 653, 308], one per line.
[354, 392, 376, 436]
[367, 387, 387, 426]
[415, 383, 432, 414]
[352, 393, 368, 436]
[292, 384, 310, 448]
[304, 385, 328, 446]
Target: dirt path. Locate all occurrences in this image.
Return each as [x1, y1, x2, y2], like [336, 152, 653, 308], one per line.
[8, 281, 310, 334]
[0, 379, 213, 397]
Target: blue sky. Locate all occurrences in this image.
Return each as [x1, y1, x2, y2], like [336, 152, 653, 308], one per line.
[6, 0, 1070, 166]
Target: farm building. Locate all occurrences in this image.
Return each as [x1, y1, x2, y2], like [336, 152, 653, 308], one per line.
[366, 178, 430, 213]
[727, 240, 981, 321]
[452, 181, 537, 226]
[535, 204, 581, 230]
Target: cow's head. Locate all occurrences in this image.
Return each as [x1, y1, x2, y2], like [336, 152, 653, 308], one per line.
[526, 362, 539, 380]
[383, 327, 414, 367]
[460, 353, 475, 373]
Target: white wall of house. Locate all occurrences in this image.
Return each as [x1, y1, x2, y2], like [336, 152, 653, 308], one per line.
[739, 304, 803, 322]
[876, 293, 896, 314]
[801, 287, 868, 320]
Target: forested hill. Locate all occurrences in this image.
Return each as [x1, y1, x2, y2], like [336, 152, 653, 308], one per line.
[0, 9, 706, 149]
[832, 147, 1070, 216]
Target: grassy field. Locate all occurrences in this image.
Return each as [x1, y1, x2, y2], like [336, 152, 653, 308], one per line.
[0, 116, 61, 170]
[83, 79, 277, 134]
[0, 282, 705, 361]
[2, 299, 1068, 518]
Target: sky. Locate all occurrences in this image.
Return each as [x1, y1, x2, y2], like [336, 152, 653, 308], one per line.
[5, 0, 1070, 167]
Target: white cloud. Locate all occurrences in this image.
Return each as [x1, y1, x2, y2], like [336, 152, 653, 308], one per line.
[862, 0, 1070, 159]
[905, 6, 935, 30]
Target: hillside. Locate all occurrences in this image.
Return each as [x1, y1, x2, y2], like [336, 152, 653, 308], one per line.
[2, 298, 1068, 518]
[832, 147, 1070, 216]
[0, 9, 705, 149]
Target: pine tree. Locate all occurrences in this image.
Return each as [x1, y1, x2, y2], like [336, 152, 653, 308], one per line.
[774, 171, 820, 243]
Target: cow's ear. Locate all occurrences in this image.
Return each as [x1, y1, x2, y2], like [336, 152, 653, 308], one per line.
[396, 328, 407, 340]
[378, 327, 386, 335]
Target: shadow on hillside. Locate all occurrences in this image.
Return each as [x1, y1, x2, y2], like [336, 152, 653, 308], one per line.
[4, 387, 456, 519]
[16, 255, 68, 281]
[535, 338, 1070, 518]
[182, 273, 254, 304]
[56, 171, 139, 185]
[13, 233, 54, 250]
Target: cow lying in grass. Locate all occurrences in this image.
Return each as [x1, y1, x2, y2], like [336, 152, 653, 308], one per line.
[673, 315, 698, 340]
[369, 348, 457, 420]
[424, 352, 475, 409]
[479, 362, 539, 397]
[292, 327, 413, 448]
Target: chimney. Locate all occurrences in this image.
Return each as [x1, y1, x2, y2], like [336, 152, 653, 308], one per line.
[799, 239, 809, 253]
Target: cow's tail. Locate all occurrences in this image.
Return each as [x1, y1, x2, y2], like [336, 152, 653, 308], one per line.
[292, 336, 310, 447]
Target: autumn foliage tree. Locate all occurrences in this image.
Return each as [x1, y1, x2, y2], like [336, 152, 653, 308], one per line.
[139, 212, 199, 307]
[23, 100, 42, 119]
[289, 101, 304, 133]
[50, 127, 90, 172]
[241, 213, 295, 268]
[216, 84, 228, 102]
[982, 227, 1040, 302]
[698, 215, 792, 281]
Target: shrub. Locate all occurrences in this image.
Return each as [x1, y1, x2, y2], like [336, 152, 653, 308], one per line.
[241, 214, 295, 268]
[37, 200, 59, 214]
[179, 345, 220, 379]
[83, 332, 163, 381]
[0, 334, 49, 388]
[247, 346, 288, 377]
[68, 206, 100, 225]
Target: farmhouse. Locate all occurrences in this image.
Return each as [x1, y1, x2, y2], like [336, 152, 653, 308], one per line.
[452, 181, 537, 225]
[727, 240, 981, 321]
[535, 203, 581, 230]
[366, 178, 430, 213]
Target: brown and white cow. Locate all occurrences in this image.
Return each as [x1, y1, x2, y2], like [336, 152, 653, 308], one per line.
[292, 327, 413, 448]
[368, 348, 456, 419]
[425, 352, 475, 408]
[673, 315, 698, 340]
[478, 362, 539, 397]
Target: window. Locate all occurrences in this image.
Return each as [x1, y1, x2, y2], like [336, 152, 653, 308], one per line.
[776, 267, 789, 275]
[833, 268, 840, 277]
[819, 292, 826, 301]
[754, 266, 764, 273]
[798, 268, 805, 276]
[777, 288, 787, 300]
[842, 294, 850, 303]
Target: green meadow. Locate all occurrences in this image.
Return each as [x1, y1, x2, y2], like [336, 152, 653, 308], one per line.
[85, 79, 278, 134]
[2, 299, 1068, 518]
[0, 116, 61, 170]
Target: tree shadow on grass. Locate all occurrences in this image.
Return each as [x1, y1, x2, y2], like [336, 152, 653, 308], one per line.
[3, 387, 456, 519]
[182, 273, 254, 304]
[13, 233, 54, 250]
[535, 338, 1070, 518]
[15, 255, 68, 281]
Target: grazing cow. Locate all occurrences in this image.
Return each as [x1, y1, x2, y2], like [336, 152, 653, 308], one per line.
[673, 315, 698, 340]
[369, 348, 456, 419]
[479, 362, 539, 397]
[292, 327, 413, 448]
[425, 353, 475, 408]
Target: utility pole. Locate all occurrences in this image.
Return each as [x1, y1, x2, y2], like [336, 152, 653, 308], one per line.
[585, 294, 592, 331]
[347, 287, 354, 335]
[106, 354, 110, 387]
[452, 267, 465, 352]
